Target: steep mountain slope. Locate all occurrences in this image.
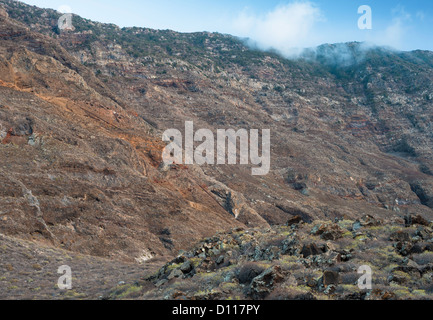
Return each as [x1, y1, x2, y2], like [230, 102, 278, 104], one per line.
[6, 1, 432, 217]
[0, 5, 246, 263]
[0, 0, 432, 300]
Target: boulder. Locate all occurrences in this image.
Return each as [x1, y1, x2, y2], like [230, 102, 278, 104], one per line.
[238, 263, 266, 285]
[216, 256, 225, 265]
[323, 251, 342, 265]
[280, 235, 300, 256]
[390, 231, 411, 242]
[395, 241, 414, 256]
[321, 270, 340, 287]
[416, 227, 432, 240]
[312, 223, 344, 240]
[424, 243, 433, 252]
[248, 266, 285, 299]
[167, 268, 183, 280]
[359, 215, 382, 227]
[405, 214, 430, 227]
[352, 220, 362, 231]
[180, 260, 193, 274]
[324, 284, 337, 295]
[287, 215, 303, 226]
[301, 243, 323, 258]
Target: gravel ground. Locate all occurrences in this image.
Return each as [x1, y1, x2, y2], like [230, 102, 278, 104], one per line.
[0, 233, 167, 300]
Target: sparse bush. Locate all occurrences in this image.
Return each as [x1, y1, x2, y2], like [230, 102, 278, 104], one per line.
[237, 262, 265, 285]
[266, 285, 314, 300]
[413, 252, 433, 266]
[391, 138, 417, 157]
[420, 164, 433, 176]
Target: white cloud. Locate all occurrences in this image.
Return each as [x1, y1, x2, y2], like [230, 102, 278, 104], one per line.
[232, 2, 323, 57]
[416, 11, 425, 21]
[58, 5, 72, 14]
[383, 18, 406, 48]
[371, 6, 412, 50]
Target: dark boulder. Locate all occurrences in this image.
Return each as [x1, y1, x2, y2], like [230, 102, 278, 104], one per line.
[248, 266, 285, 299]
[301, 243, 323, 258]
[287, 215, 303, 226]
[390, 231, 411, 242]
[321, 270, 340, 287]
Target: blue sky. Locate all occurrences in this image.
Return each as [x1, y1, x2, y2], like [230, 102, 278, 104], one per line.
[21, 0, 433, 52]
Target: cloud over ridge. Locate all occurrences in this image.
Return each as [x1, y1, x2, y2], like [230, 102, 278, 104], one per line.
[233, 1, 323, 57]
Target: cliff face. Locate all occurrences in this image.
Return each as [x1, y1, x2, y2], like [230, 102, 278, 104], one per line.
[0, 0, 432, 268]
[0, 5, 245, 263]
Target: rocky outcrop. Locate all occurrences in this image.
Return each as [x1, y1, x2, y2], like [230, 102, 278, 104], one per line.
[248, 266, 286, 299]
[0, 0, 433, 300]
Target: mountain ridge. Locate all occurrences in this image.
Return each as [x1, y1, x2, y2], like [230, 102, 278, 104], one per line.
[0, 0, 432, 300]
